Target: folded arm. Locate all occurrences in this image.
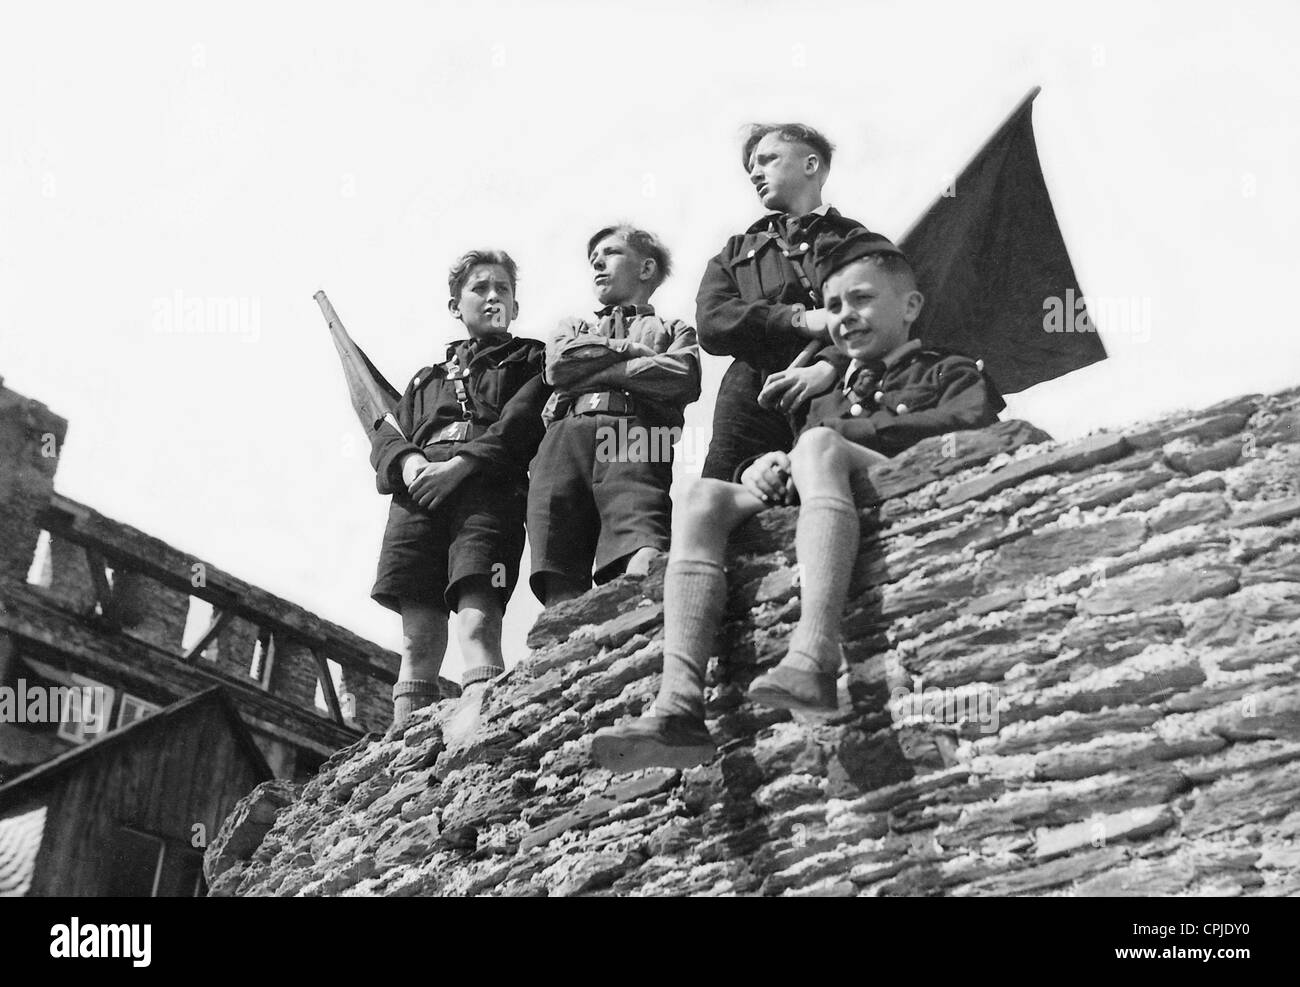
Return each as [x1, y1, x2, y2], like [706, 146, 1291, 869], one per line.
[457, 368, 552, 472]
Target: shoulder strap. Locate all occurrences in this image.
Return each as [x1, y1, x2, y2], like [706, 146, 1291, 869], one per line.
[769, 227, 819, 304]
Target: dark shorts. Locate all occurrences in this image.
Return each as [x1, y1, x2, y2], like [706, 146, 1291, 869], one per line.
[371, 450, 527, 614]
[702, 359, 798, 481]
[526, 412, 673, 598]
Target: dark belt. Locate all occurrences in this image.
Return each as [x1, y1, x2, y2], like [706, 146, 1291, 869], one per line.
[567, 391, 636, 418]
[423, 420, 487, 445]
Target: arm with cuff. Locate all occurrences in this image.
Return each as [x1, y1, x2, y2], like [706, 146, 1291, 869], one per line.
[696, 246, 805, 359]
[369, 378, 424, 495]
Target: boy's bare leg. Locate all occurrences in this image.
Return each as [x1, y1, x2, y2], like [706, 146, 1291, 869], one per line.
[439, 577, 506, 744]
[592, 478, 765, 771]
[454, 576, 506, 692]
[393, 598, 450, 726]
[748, 427, 884, 712]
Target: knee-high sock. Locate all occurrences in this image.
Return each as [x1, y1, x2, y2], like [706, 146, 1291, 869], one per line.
[784, 494, 859, 675]
[652, 559, 727, 720]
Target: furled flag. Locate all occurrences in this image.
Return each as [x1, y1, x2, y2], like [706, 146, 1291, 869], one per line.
[899, 86, 1106, 393]
[313, 290, 405, 440]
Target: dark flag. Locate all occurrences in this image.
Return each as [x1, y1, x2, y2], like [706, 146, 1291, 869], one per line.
[313, 290, 406, 439]
[900, 86, 1105, 394]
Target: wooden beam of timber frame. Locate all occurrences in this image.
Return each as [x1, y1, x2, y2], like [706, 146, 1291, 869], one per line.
[82, 547, 119, 628]
[0, 584, 363, 752]
[183, 608, 234, 662]
[311, 649, 345, 725]
[37, 495, 399, 685]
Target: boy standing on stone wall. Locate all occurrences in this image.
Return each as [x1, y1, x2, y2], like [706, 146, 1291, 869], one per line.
[526, 225, 701, 606]
[370, 250, 548, 727]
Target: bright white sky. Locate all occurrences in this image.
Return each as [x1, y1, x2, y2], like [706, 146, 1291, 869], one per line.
[3, 0, 1297, 677]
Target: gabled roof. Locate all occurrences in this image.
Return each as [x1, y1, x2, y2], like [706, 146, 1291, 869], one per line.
[0, 805, 45, 897]
[0, 687, 272, 812]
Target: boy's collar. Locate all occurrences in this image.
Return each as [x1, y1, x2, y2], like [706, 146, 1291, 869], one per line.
[446, 330, 512, 359]
[881, 338, 922, 368]
[764, 203, 831, 218]
[841, 339, 923, 391]
[595, 303, 655, 319]
[748, 204, 838, 234]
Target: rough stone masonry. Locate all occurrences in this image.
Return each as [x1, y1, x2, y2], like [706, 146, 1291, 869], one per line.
[207, 387, 1300, 897]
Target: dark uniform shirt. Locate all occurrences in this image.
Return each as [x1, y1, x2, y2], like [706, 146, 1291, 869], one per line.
[696, 206, 865, 369]
[369, 332, 548, 495]
[696, 206, 867, 481]
[797, 339, 1006, 457]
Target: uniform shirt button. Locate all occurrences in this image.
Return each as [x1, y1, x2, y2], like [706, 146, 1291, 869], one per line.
[873, 390, 884, 403]
[896, 403, 909, 414]
[850, 403, 863, 416]
[412, 378, 421, 388]
[800, 242, 809, 251]
[975, 358, 985, 371]
[747, 249, 756, 258]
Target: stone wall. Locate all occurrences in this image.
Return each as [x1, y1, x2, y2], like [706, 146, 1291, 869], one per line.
[0, 383, 65, 585]
[210, 387, 1300, 897]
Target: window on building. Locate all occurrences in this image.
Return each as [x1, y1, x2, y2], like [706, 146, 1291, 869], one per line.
[181, 598, 220, 662]
[313, 657, 344, 714]
[116, 693, 162, 730]
[26, 530, 53, 587]
[249, 629, 275, 687]
[55, 672, 114, 744]
[108, 827, 205, 897]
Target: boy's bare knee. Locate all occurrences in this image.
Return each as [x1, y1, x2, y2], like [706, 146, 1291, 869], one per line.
[677, 477, 731, 522]
[460, 614, 501, 647]
[455, 578, 503, 621]
[794, 426, 843, 455]
[792, 427, 847, 471]
[400, 599, 446, 642]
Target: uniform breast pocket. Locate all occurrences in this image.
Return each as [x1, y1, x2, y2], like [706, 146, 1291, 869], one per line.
[497, 359, 536, 403]
[728, 251, 766, 300]
[475, 367, 507, 416]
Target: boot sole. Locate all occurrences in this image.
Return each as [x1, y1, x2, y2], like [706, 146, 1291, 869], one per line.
[592, 732, 716, 772]
[746, 682, 838, 715]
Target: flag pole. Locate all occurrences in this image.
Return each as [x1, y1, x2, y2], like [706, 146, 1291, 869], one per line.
[314, 290, 407, 441]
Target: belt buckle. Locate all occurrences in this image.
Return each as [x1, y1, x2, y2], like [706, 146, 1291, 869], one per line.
[574, 392, 606, 415]
[430, 420, 470, 443]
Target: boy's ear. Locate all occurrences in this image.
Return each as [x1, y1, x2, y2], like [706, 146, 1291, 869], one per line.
[639, 256, 657, 284]
[903, 289, 925, 324]
[803, 154, 821, 179]
[448, 297, 463, 322]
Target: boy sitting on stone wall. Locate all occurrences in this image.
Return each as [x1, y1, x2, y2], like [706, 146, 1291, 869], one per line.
[592, 230, 1005, 771]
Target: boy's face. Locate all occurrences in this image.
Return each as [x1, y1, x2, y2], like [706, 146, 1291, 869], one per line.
[590, 233, 652, 306]
[748, 133, 818, 213]
[449, 263, 517, 336]
[824, 259, 924, 363]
